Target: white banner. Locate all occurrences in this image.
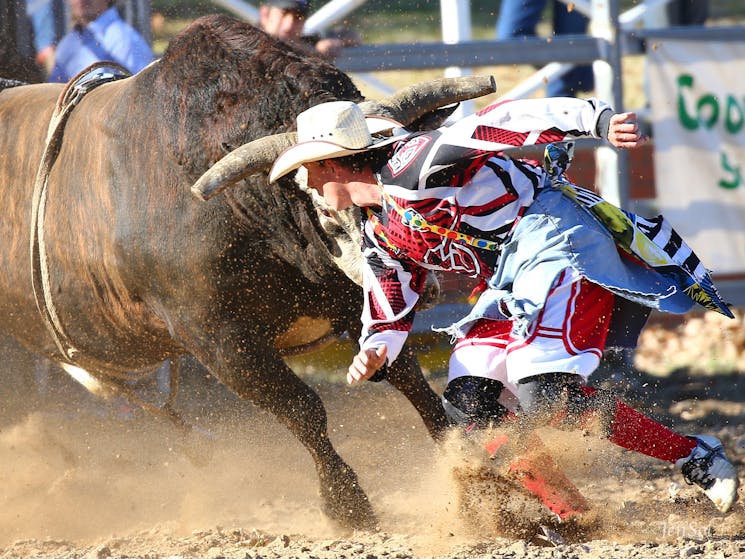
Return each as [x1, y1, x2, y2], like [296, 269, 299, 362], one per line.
[648, 39, 745, 275]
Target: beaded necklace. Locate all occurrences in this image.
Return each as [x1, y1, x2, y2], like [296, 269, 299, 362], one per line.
[372, 180, 501, 252]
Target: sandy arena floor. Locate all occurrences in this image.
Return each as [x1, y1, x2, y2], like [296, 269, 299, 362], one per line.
[1, 319, 744, 559]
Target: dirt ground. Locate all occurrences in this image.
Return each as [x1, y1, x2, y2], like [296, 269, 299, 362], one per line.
[1, 316, 745, 559]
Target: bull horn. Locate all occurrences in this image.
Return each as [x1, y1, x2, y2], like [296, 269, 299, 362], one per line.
[192, 75, 496, 201]
[191, 132, 297, 201]
[359, 75, 496, 123]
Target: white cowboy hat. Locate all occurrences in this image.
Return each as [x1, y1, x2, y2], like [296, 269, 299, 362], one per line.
[269, 100, 407, 182]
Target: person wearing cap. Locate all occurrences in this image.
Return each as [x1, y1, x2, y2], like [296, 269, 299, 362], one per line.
[259, 0, 359, 60]
[268, 98, 739, 515]
[48, 0, 153, 83]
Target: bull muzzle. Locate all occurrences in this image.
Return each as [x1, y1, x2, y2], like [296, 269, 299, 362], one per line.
[191, 75, 497, 201]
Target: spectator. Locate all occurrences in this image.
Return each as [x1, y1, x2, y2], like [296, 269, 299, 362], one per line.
[667, 0, 708, 25]
[259, 0, 359, 60]
[496, 0, 593, 97]
[26, 0, 63, 75]
[49, 0, 153, 83]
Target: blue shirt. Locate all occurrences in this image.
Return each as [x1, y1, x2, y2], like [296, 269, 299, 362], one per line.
[27, 0, 58, 52]
[49, 7, 154, 83]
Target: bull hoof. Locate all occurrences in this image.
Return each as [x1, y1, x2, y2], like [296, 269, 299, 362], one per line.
[318, 461, 379, 531]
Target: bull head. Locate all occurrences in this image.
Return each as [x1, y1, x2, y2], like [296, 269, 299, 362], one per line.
[293, 166, 366, 282]
[190, 75, 497, 201]
[191, 75, 496, 296]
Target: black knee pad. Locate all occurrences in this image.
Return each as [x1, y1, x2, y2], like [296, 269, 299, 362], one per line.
[442, 376, 509, 427]
[516, 372, 583, 417]
[564, 384, 617, 435]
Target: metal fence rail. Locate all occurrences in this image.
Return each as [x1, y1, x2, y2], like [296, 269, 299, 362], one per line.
[334, 35, 609, 72]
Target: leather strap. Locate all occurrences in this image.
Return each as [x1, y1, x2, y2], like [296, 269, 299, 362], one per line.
[30, 62, 130, 362]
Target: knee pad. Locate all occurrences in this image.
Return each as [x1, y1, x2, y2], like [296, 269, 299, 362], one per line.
[516, 372, 582, 417]
[517, 373, 615, 431]
[442, 376, 509, 427]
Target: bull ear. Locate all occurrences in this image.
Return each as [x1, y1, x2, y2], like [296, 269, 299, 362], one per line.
[359, 75, 496, 124]
[191, 132, 297, 201]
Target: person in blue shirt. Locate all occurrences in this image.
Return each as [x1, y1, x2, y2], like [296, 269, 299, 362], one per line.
[49, 0, 153, 83]
[26, 0, 63, 75]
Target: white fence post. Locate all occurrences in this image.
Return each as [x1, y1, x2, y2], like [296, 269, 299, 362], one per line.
[305, 0, 368, 34]
[590, 0, 629, 208]
[440, 0, 473, 118]
[211, 0, 259, 23]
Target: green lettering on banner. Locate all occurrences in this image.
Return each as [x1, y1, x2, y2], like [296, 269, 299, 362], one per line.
[719, 151, 742, 190]
[676, 73, 745, 136]
[677, 74, 699, 130]
[725, 96, 744, 135]
[698, 94, 719, 129]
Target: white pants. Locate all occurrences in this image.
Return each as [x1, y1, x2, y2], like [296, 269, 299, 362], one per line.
[447, 268, 614, 410]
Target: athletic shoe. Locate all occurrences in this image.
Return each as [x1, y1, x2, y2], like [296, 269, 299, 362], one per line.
[676, 435, 739, 513]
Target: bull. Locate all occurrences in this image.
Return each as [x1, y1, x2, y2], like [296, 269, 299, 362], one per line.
[0, 14, 495, 530]
[0, 0, 44, 84]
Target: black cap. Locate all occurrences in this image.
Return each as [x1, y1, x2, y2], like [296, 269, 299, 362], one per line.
[264, 0, 310, 14]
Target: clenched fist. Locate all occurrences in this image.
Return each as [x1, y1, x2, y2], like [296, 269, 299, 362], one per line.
[607, 112, 648, 149]
[347, 345, 387, 385]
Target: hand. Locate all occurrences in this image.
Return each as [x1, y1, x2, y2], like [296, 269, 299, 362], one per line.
[347, 345, 387, 385]
[607, 112, 648, 149]
[314, 38, 345, 59]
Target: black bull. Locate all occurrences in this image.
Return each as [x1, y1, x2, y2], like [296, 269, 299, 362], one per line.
[0, 15, 487, 530]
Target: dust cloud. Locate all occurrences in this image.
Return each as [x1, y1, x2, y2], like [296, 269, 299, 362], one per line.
[1, 350, 744, 558]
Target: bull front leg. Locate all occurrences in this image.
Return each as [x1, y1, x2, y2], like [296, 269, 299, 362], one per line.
[192, 342, 377, 531]
[385, 345, 450, 441]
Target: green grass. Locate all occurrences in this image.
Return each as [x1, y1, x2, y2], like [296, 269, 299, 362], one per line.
[285, 333, 453, 384]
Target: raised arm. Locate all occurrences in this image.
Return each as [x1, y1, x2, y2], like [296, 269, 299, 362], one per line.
[439, 97, 645, 152]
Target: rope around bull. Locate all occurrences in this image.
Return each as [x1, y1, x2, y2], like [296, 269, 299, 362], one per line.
[30, 61, 131, 364]
[29, 61, 199, 434]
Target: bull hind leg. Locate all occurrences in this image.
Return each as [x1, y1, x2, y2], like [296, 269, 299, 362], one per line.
[197, 348, 377, 531]
[59, 361, 192, 431]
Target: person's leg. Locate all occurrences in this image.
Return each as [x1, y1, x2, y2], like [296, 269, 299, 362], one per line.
[443, 318, 515, 427]
[445, 318, 590, 518]
[442, 376, 509, 427]
[516, 374, 698, 462]
[515, 377, 739, 512]
[552, 0, 589, 36]
[496, 0, 546, 40]
[507, 270, 738, 512]
[546, 0, 594, 96]
[667, 0, 709, 26]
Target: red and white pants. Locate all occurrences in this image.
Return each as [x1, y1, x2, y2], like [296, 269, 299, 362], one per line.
[448, 268, 615, 409]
